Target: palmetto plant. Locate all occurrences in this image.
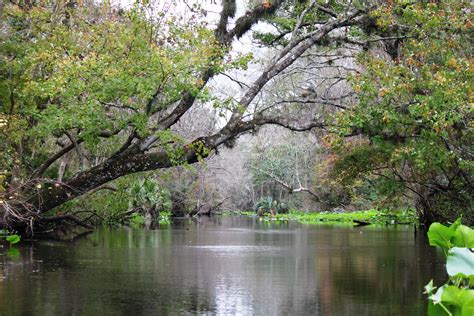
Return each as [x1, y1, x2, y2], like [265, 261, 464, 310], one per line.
[255, 196, 281, 215]
[128, 178, 171, 217]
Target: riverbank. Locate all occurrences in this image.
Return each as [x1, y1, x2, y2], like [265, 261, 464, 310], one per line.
[236, 209, 418, 226]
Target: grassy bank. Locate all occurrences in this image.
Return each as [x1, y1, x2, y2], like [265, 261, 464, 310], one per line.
[238, 209, 418, 226]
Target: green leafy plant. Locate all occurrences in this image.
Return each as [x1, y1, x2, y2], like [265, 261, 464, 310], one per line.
[0, 229, 20, 245]
[255, 196, 283, 216]
[425, 219, 474, 315]
[129, 213, 145, 228]
[128, 178, 171, 212]
[158, 211, 172, 225]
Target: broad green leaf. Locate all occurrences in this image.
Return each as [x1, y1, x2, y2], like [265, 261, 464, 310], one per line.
[5, 234, 20, 244]
[440, 286, 474, 316]
[427, 301, 450, 316]
[453, 225, 474, 248]
[441, 286, 474, 306]
[428, 220, 460, 254]
[462, 299, 474, 316]
[446, 247, 474, 277]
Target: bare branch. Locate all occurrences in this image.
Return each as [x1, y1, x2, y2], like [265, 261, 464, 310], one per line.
[251, 166, 323, 202]
[274, 98, 347, 109]
[31, 141, 83, 179]
[250, 114, 326, 131]
[228, 0, 286, 40]
[32, 127, 126, 179]
[99, 100, 138, 113]
[111, 128, 137, 158]
[224, 9, 364, 134]
[316, 5, 338, 18]
[220, 72, 250, 89]
[64, 130, 83, 166]
[85, 185, 117, 196]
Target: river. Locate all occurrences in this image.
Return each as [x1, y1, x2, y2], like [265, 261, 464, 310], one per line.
[0, 216, 445, 315]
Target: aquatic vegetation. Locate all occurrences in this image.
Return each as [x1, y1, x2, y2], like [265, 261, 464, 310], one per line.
[425, 219, 474, 315]
[238, 209, 417, 226]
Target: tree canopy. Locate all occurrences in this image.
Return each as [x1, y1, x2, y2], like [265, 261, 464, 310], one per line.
[0, 0, 472, 232]
[330, 1, 473, 223]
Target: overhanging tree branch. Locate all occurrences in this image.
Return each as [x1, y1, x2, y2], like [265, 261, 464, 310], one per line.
[224, 8, 364, 132]
[135, 0, 289, 152]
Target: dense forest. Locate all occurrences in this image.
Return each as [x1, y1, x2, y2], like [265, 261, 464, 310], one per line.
[0, 0, 472, 235]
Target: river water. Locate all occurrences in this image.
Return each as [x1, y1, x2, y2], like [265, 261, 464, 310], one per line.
[0, 216, 445, 315]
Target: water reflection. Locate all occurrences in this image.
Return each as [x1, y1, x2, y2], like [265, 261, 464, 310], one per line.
[0, 217, 445, 315]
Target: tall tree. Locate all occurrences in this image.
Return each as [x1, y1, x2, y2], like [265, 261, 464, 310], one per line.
[330, 1, 473, 224]
[0, 0, 370, 231]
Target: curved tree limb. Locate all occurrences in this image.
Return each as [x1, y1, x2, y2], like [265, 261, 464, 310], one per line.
[135, 0, 289, 153]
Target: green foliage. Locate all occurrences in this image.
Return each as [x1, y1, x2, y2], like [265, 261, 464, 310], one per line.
[254, 196, 283, 215]
[252, 0, 347, 47]
[5, 234, 20, 244]
[0, 2, 252, 194]
[0, 229, 20, 245]
[128, 177, 171, 212]
[425, 219, 474, 315]
[427, 219, 474, 256]
[57, 173, 172, 225]
[2, 4, 211, 140]
[330, 1, 473, 223]
[158, 211, 172, 225]
[255, 196, 275, 211]
[129, 212, 145, 228]
[243, 209, 416, 225]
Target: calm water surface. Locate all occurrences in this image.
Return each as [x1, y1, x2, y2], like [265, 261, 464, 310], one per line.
[0, 216, 445, 315]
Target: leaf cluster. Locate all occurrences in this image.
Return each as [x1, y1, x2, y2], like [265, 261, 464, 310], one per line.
[0, 2, 256, 192]
[425, 219, 474, 316]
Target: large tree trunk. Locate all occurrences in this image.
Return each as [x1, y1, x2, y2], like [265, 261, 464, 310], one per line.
[415, 191, 443, 227]
[0, 145, 203, 229]
[37, 150, 200, 212]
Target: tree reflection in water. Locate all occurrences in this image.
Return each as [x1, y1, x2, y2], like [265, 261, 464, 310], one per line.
[0, 217, 445, 315]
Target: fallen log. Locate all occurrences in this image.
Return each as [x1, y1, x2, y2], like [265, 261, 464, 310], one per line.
[353, 219, 371, 226]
